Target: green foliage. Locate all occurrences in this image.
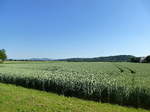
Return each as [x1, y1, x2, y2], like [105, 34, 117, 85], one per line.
[144, 56, 150, 63]
[0, 62, 150, 109]
[0, 49, 7, 62]
[130, 57, 141, 63]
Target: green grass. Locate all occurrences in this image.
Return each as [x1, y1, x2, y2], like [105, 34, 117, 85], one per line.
[0, 83, 149, 112]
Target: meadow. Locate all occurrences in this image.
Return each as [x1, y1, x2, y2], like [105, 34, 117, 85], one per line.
[0, 61, 150, 109]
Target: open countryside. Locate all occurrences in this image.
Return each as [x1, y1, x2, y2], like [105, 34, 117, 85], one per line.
[1, 0, 150, 112]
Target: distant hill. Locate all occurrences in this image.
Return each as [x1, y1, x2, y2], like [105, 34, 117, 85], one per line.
[8, 55, 136, 62]
[59, 55, 135, 62]
[8, 58, 52, 61]
[28, 58, 52, 61]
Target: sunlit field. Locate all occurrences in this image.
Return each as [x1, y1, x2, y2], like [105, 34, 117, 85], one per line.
[0, 61, 150, 109]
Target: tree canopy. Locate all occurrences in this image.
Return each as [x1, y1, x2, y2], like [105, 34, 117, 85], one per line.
[144, 56, 150, 63]
[0, 49, 7, 62]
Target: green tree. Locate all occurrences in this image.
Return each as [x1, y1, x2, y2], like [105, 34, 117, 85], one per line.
[144, 55, 150, 63]
[130, 57, 141, 63]
[0, 49, 7, 63]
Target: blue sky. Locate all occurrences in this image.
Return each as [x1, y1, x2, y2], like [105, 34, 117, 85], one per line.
[0, 0, 150, 59]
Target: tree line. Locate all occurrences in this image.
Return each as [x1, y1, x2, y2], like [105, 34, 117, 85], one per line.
[130, 56, 150, 63]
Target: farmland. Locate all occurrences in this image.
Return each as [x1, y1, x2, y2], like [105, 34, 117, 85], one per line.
[0, 61, 150, 109]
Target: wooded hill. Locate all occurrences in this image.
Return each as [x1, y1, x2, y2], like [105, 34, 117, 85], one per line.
[59, 55, 135, 62]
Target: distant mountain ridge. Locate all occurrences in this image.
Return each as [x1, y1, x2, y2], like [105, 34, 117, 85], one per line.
[8, 55, 136, 62]
[29, 58, 52, 61]
[8, 58, 52, 61]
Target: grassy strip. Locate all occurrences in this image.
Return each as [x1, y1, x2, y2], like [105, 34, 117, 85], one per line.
[0, 83, 149, 112]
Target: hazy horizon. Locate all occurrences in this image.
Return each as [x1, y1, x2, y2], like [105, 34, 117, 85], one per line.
[8, 54, 145, 60]
[1, 0, 150, 59]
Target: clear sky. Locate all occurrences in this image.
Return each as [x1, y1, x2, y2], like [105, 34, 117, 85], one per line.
[0, 0, 150, 59]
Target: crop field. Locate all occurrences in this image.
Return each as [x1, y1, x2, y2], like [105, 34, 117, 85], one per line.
[0, 62, 150, 109]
